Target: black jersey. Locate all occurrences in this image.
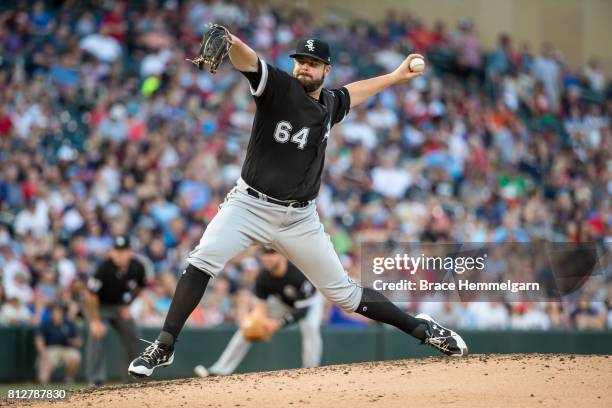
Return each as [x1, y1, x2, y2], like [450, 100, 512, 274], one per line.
[254, 261, 316, 309]
[240, 59, 351, 201]
[87, 258, 146, 305]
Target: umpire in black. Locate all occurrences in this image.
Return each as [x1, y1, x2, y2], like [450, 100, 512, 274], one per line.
[86, 235, 146, 385]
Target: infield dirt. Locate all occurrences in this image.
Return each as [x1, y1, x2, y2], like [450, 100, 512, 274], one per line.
[9, 354, 612, 408]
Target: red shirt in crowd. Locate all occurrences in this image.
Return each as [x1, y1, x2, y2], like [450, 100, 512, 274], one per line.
[0, 111, 13, 138]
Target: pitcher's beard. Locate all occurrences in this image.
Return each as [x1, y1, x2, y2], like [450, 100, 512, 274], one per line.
[297, 73, 326, 93]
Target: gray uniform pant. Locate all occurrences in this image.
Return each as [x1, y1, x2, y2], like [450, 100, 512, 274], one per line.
[86, 305, 141, 383]
[209, 293, 325, 375]
[187, 178, 363, 312]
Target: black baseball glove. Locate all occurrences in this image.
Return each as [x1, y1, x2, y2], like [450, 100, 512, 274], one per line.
[186, 23, 233, 74]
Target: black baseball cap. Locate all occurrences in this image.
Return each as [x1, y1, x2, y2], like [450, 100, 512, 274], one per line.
[113, 234, 131, 250]
[290, 38, 331, 65]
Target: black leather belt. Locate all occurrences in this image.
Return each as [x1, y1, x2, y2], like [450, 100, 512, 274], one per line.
[246, 187, 310, 208]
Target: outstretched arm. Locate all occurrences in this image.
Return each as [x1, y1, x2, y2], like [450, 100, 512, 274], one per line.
[228, 34, 258, 72]
[344, 54, 424, 108]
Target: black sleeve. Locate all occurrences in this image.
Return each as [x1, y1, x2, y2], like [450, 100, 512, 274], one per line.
[240, 58, 291, 101]
[254, 273, 270, 300]
[278, 306, 309, 328]
[240, 58, 263, 92]
[278, 282, 317, 328]
[330, 87, 351, 126]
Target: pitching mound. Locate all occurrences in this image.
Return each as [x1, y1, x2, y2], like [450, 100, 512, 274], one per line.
[13, 354, 612, 408]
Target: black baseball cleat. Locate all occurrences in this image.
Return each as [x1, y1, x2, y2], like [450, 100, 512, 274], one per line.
[128, 339, 175, 378]
[416, 313, 468, 357]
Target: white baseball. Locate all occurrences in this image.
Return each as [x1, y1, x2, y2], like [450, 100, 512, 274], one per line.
[409, 57, 425, 73]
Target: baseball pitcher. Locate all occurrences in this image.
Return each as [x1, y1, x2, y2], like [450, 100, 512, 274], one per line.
[129, 24, 467, 378]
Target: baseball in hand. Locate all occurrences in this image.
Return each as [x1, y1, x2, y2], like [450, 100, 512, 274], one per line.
[409, 57, 425, 73]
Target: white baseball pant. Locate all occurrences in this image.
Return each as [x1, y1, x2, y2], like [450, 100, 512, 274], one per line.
[187, 178, 363, 312]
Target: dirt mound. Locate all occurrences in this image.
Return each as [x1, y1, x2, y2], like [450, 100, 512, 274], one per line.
[11, 354, 612, 408]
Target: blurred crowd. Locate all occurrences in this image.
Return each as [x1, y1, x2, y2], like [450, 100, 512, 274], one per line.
[0, 0, 611, 338]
